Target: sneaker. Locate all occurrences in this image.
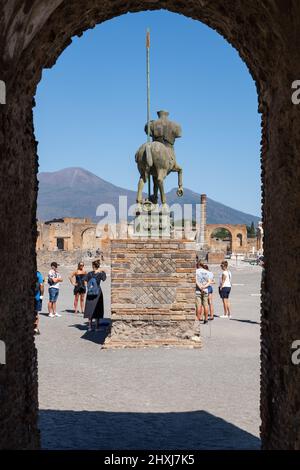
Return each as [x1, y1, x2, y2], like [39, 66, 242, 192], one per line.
[34, 328, 40, 335]
[220, 315, 227, 318]
[191, 335, 201, 342]
[54, 312, 62, 317]
[48, 313, 55, 318]
[203, 320, 208, 324]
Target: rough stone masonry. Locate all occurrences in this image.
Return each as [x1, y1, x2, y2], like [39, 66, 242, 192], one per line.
[106, 239, 200, 348]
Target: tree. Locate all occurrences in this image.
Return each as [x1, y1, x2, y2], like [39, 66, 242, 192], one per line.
[247, 221, 256, 238]
[212, 228, 231, 240]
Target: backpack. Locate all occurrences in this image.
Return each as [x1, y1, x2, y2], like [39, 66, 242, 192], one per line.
[87, 276, 100, 296]
[35, 272, 42, 295]
[35, 279, 40, 295]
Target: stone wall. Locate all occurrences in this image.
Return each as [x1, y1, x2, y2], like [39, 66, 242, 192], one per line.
[111, 239, 195, 321]
[207, 252, 225, 265]
[1, 0, 300, 450]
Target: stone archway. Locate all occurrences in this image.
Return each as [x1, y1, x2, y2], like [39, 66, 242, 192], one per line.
[207, 224, 248, 253]
[81, 227, 97, 251]
[1, 0, 300, 450]
[208, 225, 233, 254]
[236, 233, 243, 248]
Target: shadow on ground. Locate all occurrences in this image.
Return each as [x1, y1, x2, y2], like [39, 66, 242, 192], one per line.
[213, 315, 259, 325]
[230, 319, 260, 325]
[69, 320, 111, 345]
[39, 410, 260, 450]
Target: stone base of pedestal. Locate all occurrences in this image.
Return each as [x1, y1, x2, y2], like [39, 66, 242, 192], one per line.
[103, 238, 201, 349]
[102, 319, 202, 349]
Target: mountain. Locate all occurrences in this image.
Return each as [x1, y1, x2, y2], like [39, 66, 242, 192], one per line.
[37, 167, 260, 226]
[165, 188, 260, 225]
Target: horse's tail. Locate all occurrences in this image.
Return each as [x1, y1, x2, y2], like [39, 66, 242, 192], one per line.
[145, 142, 153, 167]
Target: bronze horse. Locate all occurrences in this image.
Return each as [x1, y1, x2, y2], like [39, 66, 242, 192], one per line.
[135, 141, 183, 205]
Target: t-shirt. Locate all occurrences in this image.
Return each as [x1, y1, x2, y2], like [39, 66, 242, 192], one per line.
[48, 269, 61, 289]
[219, 270, 232, 288]
[35, 271, 43, 301]
[196, 268, 210, 294]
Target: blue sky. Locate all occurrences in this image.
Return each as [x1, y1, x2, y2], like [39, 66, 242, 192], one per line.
[34, 10, 261, 216]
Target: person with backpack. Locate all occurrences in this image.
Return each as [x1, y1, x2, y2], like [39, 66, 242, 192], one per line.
[34, 270, 44, 335]
[69, 262, 87, 314]
[203, 264, 215, 321]
[84, 259, 107, 331]
[195, 261, 211, 324]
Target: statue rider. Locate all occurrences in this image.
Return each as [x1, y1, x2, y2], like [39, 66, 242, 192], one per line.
[144, 110, 182, 165]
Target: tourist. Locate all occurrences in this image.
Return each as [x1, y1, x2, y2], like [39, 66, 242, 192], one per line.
[69, 262, 87, 314]
[195, 261, 211, 324]
[34, 270, 44, 335]
[84, 259, 107, 331]
[203, 264, 215, 320]
[47, 262, 63, 317]
[219, 261, 232, 319]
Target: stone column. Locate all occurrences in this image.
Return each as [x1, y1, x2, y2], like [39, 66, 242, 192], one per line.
[199, 194, 207, 248]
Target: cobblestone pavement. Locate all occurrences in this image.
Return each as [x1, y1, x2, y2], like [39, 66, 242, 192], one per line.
[37, 262, 261, 449]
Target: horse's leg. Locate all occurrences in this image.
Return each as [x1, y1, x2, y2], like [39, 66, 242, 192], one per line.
[152, 176, 159, 204]
[137, 174, 147, 204]
[174, 164, 183, 197]
[157, 171, 167, 205]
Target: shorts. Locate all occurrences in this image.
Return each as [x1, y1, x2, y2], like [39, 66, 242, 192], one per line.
[34, 299, 42, 312]
[74, 285, 86, 295]
[207, 286, 213, 294]
[49, 287, 59, 302]
[219, 287, 231, 299]
[196, 292, 209, 308]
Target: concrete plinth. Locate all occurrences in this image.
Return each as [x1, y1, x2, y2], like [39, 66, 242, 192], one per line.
[104, 239, 201, 349]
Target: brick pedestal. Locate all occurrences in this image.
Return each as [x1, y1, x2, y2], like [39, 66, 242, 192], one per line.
[103, 239, 201, 348]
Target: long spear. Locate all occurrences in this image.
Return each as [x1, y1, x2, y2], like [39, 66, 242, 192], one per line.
[146, 28, 151, 201]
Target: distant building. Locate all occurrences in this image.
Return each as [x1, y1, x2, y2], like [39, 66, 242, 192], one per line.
[36, 217, 109, 252]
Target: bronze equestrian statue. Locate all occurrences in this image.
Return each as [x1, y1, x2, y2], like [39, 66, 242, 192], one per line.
[135, 110, 183, 205]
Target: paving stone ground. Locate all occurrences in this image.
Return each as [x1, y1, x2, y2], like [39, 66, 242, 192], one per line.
[36, 262, 261, 449]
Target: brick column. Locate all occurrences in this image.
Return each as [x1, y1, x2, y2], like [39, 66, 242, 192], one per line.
[199, 194, 207, 249]
[104, 239, 200, 348]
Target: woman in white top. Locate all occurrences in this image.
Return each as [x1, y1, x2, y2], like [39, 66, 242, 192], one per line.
[219, 261, 232, 318]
